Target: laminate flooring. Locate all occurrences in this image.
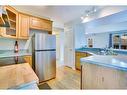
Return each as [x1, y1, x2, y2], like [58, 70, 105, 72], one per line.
[39, 66, 80, 89]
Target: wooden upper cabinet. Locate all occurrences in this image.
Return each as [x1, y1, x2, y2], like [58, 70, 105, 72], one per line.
[0, 6, 53, 39]
[30, 17, 43, 30]
[1, 6, 18, 39]
[42, 19, 52, 33]
[18, 13, 29, 39]
[30, 16, 52, 33]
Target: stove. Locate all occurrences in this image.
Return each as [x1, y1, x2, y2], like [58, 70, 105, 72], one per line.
[0, 56, 26, 67]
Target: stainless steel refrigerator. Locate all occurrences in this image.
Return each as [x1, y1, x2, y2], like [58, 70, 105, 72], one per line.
[32, 33, 56, 82]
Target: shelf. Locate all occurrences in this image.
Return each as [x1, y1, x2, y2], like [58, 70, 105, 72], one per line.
[9, 27, 16, 31]
[2, 35, 17, 39]
[9, 19, 16, 23]
[6, 29, 16, 37]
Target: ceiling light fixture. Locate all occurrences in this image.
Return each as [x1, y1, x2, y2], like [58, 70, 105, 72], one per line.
[81, 6, 97, 23]
[80, 16, 84, 20]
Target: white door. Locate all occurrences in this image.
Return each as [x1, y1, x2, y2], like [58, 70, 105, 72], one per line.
[64, 26, 75, 69]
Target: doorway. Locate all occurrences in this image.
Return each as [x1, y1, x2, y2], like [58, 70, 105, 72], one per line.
[53, 28, 64, 67]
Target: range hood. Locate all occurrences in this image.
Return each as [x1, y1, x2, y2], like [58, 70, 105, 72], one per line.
[0, 6, 10, 27]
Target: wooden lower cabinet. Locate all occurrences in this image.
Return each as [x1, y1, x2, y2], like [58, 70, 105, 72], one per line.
[75, 52, 91, 70]
[24, 56, 32, 67]
[81, 63, 127, 89]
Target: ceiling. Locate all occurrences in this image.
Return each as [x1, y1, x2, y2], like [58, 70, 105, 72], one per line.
[13, 6, 104, 28]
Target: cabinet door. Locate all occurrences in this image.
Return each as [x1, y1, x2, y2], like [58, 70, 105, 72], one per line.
[18, 13, 29, 39]
[30, 17, 43, 30]
[42, 19, 52, 32]
[24, 56, 32, 67]
[2, 6, 18, 39]
[75, 55, 81, 70]
[30, 16, 52, 34]
[82, 63, 103, 89]
[75, 52, 88, 70]
[101, 66, 127, 89]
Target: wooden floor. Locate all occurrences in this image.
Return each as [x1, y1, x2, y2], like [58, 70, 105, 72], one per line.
[40, 66, 81, 89]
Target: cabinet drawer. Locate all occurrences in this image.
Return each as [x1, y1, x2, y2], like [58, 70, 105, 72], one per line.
[76, 52, 87, 56]
[75, 52, 81, 56]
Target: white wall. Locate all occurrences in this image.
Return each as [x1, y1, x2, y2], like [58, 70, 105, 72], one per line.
[74, 24, 87, 49]
[55, 32, 64, 62]
[86, 33, 110, 48]
[59, 32, 64, 61]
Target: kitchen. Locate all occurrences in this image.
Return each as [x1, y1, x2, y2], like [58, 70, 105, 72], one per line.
[0, 5, 127, 90]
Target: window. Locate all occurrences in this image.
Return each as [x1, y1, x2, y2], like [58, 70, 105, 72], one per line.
[113, 34, 120, 49]
[121, 34, 127, 49]
[112, 33, 127, 50]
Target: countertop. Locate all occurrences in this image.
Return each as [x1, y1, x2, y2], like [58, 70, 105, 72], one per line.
[75, 49, 96, 55]
[0, 63, 39, 89]
[9, 81, 39, 90]
[80, 55, 127, 71]
[0, 50, 32, 58]
[75, 47, 127, 55]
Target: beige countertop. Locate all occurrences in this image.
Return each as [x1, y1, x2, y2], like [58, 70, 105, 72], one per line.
[0, 63, 39, 89]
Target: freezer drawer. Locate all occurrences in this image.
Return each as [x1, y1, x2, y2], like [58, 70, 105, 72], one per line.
[35, 51, 56, 82]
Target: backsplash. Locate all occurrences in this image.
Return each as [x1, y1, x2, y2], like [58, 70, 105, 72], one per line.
[0, 38, 27, 50]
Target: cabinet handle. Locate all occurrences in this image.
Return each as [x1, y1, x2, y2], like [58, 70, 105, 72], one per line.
[102, 77, 104, 82]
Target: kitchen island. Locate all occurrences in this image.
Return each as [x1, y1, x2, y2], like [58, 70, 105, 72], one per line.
[0, 50, 39, 89]
[0, 63, 39, 89]
[80, 55, 127, 89]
